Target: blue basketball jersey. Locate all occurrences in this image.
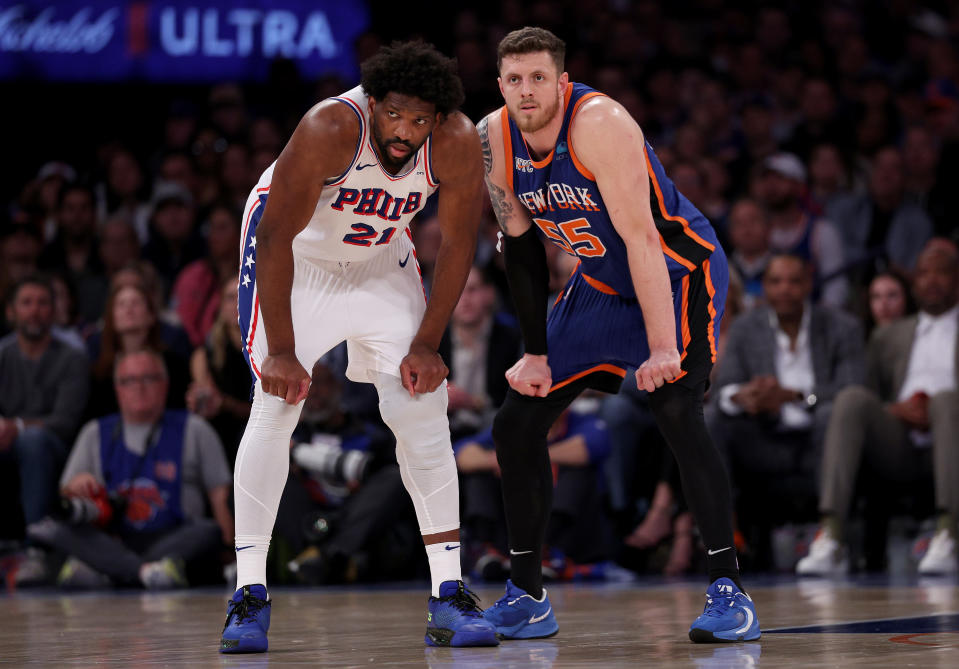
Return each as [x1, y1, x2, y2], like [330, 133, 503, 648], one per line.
[98, 411, 186, 533]
[500, 82, 720, 297]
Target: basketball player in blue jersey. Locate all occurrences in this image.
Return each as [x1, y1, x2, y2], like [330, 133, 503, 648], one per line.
[219, 42, 498, 652]
[477, 27, 760, 643]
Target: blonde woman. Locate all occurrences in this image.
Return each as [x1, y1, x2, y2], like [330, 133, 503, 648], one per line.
[186, 278, 251, 465]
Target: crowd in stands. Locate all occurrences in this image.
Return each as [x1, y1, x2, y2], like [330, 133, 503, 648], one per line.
[2, 1, 959, 589]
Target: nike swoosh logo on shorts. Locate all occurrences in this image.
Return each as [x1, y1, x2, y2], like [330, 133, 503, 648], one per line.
[510, 549, 533, 556]
[444, 544, 460, 551]
[356, 163, 377, 170]
[707, 546, 732, 556]
[529, 607, 551, 624]
[236, 545, 254, 551]
[399, 251, 411, 268]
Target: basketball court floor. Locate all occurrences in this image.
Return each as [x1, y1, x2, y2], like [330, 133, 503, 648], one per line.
[3, 576, 958, 666]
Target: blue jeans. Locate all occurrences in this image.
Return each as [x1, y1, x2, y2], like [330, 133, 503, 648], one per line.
[1, 427, 67, 526]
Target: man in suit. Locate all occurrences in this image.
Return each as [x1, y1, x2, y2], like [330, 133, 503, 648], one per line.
[708, 254, 865, 563]
[797, 239, 959, 575]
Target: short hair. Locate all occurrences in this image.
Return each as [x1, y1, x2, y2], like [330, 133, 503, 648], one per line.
[206, 200, 243, 229]
[113, 348, 168, 381]
[728, 197, 767, 220]
[57, 183, 95, 210]
[8, 273, 54, 306]
[160, 149, 196, 171]
[360, 41, 464, 116]
[763, 253, 810, 278]
[1, 224, 42, 245]
[497, 27, 566, 74]
[919, 237, 959, 266]
[468, 262, 497, 288]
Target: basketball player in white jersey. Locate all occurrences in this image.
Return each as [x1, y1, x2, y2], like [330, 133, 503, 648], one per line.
[220, 42, 498, 653]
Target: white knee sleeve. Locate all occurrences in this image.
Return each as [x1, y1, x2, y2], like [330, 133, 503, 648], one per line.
[375, 372, 459, 535]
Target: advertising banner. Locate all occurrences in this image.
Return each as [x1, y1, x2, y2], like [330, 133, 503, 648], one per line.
[0, 1, 369, 81]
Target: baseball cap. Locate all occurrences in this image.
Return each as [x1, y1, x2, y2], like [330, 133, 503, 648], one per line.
[150, 181, 193, 212]
[36, 161, 77, 183]
[763, 152, 807, 183]
[911, 10, 949, 39]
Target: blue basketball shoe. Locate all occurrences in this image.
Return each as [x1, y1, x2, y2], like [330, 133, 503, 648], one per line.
[425, 580, 499, 647]
[482, 579, 559, 640]
[688, 578, 761, 643]
[220, 584, 271, 653]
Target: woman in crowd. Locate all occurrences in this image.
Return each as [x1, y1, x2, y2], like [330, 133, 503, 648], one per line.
[86, 282, 189, 419]
[866, 269, 914, 334]
[171, 203, 241, 347]
[186, 277, 251, 465]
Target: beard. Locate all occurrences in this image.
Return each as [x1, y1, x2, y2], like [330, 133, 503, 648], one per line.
[510, 93, 562, 133]
[17, 321, 50, 341]
[764, 192, 795, 213]
[371, 122, 421, 172]
[916, 291, 954, 315]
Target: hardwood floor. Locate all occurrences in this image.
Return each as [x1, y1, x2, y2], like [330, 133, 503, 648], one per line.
[3, 578, 958, 666]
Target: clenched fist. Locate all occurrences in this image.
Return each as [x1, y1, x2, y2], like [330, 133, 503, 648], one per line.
[261, 352, 311, 405]
[505, 354, 552, 397]
[636, 348, 682, 392]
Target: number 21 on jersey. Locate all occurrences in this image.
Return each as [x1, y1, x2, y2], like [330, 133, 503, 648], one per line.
[343, 223, 396, 247]
[533, 217, 606, 258]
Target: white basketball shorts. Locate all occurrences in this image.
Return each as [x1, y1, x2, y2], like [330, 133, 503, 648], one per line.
[237, 190, 427, 384]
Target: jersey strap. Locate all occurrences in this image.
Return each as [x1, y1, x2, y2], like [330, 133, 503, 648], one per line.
[328, 96, 367, 186]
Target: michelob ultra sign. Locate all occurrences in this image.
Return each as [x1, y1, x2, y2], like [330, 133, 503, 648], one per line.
[0, 0, 369, 81]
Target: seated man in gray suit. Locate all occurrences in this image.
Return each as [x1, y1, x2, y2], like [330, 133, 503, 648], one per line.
[708, 254, 865, 564]
[798, 239, 959, 575]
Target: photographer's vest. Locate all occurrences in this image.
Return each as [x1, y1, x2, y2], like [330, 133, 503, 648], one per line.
[98, 410, 187, 533]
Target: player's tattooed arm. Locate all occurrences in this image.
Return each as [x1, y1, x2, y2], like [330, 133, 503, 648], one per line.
[477, 116, 513, 231]
[478, 112, 530, 236]
[487, 180, 514, 233]
[477, 116, 493, 175]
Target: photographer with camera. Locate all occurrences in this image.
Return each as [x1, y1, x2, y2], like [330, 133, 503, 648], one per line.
[28, 349, 233, 589]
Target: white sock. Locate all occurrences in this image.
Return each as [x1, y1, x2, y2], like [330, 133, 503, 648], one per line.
[425, 542, 461, 597]
[234, 535, 271, 592]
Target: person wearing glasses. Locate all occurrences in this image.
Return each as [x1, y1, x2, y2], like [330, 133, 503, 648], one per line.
[27, 349, 234, 590]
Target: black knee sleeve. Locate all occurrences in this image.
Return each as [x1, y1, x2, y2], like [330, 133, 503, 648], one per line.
[492, 389, 578, 597]
[491, 394, 557, 541]
[492, 396, 556, 468]
[649, 382, 739, 580]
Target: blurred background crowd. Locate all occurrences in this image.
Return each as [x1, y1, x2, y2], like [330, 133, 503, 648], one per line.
[2, 0, 959, 590]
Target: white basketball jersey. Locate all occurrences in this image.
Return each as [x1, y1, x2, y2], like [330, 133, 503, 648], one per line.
[251, 85, 439, 263]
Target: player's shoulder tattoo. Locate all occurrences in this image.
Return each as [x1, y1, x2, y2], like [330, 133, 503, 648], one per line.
[477, 116, 492, 175]
[476, 114, 514, 232]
